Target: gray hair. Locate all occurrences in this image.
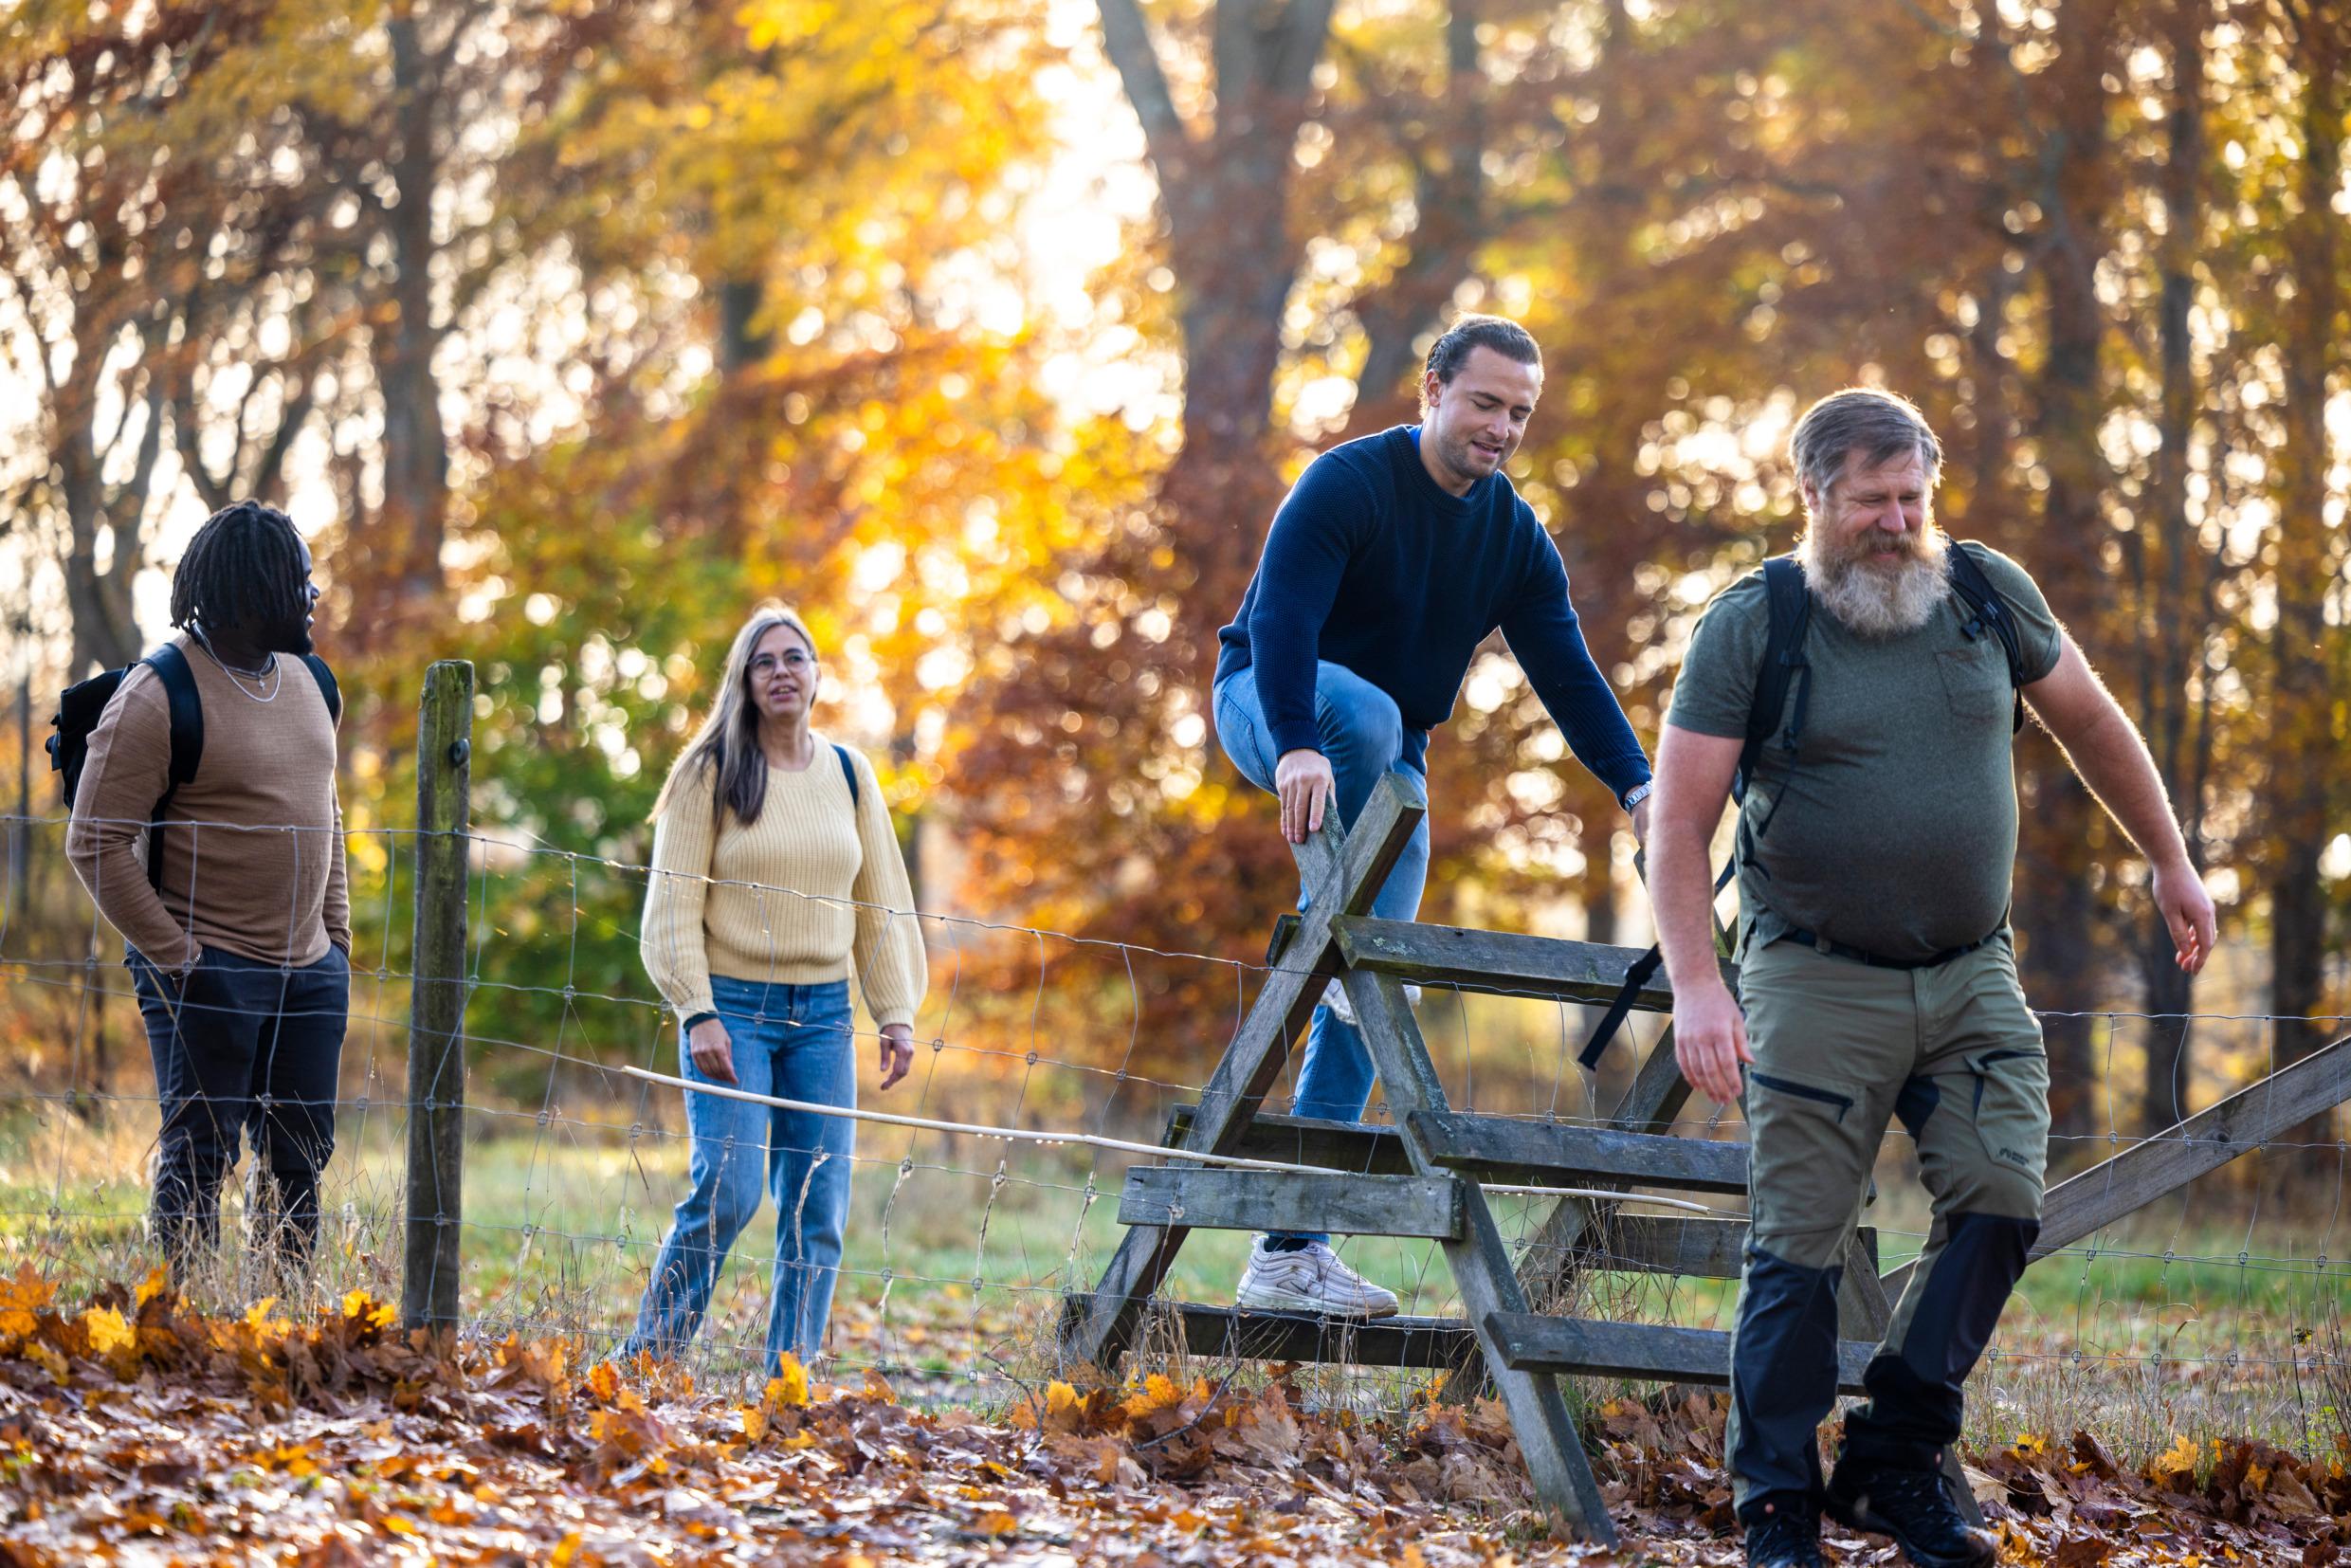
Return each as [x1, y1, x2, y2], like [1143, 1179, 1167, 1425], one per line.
[1790, 388, 1943, 502]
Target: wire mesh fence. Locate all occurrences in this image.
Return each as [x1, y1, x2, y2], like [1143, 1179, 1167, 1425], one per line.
[4, 774, 2349, 1463]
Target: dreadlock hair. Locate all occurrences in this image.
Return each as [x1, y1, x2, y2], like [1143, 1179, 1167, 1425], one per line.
[169, 501, 309, 634]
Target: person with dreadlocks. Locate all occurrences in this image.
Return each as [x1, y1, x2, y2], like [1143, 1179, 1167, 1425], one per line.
[66, 500, 351, 1284]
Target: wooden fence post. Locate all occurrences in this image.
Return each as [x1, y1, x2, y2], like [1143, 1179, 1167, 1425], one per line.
[403, 661, 474, 1332]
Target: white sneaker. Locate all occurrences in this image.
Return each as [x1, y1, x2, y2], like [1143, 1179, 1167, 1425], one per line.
[1235, 1239, 1400, 1319]
[1319, 978, 1422, 1026]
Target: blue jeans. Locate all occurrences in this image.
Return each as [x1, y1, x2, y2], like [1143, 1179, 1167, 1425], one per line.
[1213, 664, 1431, 1244]
[626, 976, 856, 1371]
[127, 944, 350, 1276]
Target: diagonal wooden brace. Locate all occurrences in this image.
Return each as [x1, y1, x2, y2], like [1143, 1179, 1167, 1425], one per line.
[1058, 773, 1426, 1373]
[1337, 965, 1620, 1540]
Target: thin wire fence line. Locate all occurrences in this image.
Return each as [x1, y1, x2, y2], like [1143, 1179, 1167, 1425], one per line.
[35, 813, 2351, 1026]
[8, 961, 2350, 1161]
[618, 1064, 1721, 1214]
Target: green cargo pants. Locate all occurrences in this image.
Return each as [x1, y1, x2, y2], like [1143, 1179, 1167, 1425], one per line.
[1724, 931, 2049, 1521]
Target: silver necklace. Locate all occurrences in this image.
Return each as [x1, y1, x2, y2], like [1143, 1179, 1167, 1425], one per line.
[192, 628, 282, 702]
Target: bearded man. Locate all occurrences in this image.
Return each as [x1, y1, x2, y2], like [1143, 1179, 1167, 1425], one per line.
[1648, 389, 2215, 1568]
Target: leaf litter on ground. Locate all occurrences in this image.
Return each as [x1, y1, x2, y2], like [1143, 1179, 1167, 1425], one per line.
[0, 1266, 2344, 1564]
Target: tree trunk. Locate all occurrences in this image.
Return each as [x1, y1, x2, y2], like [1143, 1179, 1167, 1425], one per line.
[371, 12, 452, 643]
[718, 277, 772, 376]
[59, 367, 162, 680]
[1096, 0, 1338, 631]
[2267, 0, 2344, 1169]
[2136, 0, 2209, 1137]
[2010, 0, 2126, 1162]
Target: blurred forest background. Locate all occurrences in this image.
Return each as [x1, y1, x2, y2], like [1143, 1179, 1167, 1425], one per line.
[3, 0, 2348, 1176]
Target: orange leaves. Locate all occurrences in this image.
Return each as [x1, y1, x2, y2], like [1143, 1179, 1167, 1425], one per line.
[0, 1263, 55, 1340]
[8, 1267, 2351, 1567]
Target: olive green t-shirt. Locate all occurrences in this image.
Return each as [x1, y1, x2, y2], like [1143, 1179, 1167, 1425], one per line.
[1666, 542, 2065, 962]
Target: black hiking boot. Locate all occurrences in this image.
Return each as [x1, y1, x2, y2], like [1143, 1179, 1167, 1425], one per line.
[1825, 1454, 1994, 1568]
[1741, 1498, 1825, 1567]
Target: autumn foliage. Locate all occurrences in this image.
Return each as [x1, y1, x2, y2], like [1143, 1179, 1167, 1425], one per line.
[0, 1266, 2348, 1562]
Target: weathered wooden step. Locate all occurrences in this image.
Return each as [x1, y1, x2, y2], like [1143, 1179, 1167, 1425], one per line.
[1407, 1108, 1749, 1194]
[1121, 1167, 1462, 1239]
[1487, 1312, 1872, 1394]
[1331, 916, 1739, 1008]
[1161, 1104, 1748, 1194]
[1553, 1217, 1876, 1282]
[1173, 1304, 1475, 1369]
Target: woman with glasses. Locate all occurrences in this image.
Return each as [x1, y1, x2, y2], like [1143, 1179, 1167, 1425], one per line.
[626, 606, 926, 1374]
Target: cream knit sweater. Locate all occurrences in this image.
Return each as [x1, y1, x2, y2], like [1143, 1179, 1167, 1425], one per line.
[639, 736, 926, 1029]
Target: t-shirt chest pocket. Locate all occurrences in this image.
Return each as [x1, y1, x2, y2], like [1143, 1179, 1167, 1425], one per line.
[1936, 646, 2009, 721]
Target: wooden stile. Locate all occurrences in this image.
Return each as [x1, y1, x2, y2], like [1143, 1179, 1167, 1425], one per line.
[1061, 770, 2351, 1542]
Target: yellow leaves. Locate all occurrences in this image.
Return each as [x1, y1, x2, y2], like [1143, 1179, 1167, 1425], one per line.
[587, 1358, 621, 1405]
[135, 1268, 169, 1309]
[769, 1353, 811, 1409]
[551, 1531, 584, 1566]
[343, 1289, 398, 1331]
[739, 1403, 770, 1445]
[2150, 1431, 2204, 1490]
[249, 1442, 319, 1478]
[24, 1341, 67, 1381]
[244, 1297, 290, 1343]
[81, 1306, 134, 1357]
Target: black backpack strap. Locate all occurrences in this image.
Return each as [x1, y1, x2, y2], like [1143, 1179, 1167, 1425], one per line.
[141, 645, 205, 890]
[834, 743, 860, 811]
[1738, 556, 1814, 807]
[1944, 541, 2027, 733]
[300, 654, 342, 724]
[1577, 944, 1664, 1070]
[1582, 561, 1811, 1073]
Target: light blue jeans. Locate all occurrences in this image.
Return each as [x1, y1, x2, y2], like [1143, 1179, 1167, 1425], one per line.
[625, 976, 856, 1371]
[1213, 663, 1431, 1244]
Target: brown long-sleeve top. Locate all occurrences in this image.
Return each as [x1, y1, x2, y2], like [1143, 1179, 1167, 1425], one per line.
[639, 737, 926, 1030]
[64, 633, 350, 970]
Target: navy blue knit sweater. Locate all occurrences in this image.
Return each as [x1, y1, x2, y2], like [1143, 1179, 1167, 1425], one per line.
[1214, 426, 1651, 805]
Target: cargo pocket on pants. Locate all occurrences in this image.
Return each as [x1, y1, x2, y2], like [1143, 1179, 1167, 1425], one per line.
[1744, 1069, 1865, 1267]
[1966, 1048, 2050, 1189]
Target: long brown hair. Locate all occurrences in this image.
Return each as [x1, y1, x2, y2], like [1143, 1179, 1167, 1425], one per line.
[649, 607, 818, 828]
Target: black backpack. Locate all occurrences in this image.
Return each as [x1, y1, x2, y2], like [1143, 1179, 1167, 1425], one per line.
[48, 644, 342, 889]
[1577, 542, 2028, 1069]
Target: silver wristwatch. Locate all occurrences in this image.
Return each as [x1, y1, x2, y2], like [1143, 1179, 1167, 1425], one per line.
[1621, 780, 1654, 811]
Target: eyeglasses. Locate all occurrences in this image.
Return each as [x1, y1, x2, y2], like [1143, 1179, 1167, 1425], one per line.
[748, 650, 814, 676]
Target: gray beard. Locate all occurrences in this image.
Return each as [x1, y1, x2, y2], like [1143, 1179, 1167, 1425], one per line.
[1799, 527, 1954, 637]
